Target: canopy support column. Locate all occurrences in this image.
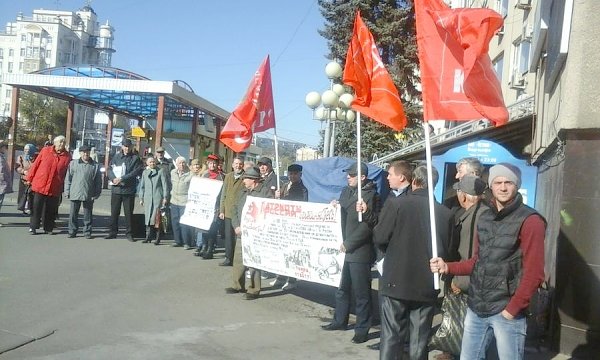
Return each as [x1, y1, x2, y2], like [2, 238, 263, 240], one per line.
[155, 96, 165, 151]
[7, 87, 20, 178]
[190, 108, 198, 160]
[65, 100, 74, 149]
[103, 112, 114, 188]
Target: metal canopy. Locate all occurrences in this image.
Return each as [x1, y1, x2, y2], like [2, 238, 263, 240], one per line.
[2, 65, 230, 120]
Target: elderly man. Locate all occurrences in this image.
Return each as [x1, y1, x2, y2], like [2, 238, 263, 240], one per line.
[105, 138, 143, 241]
[170, 156, 194, 248]
[218, 157, 245, 266]
[374, 165, 453, 360]
[430, 163, 546, 360]
[270, 163, 309, 290]
[65, 145, 103, 239]
[225, 166, 271, 300]
[257, 156, 277, 197]
[321, 162, 378, 345]
[25, 135, 72, 235]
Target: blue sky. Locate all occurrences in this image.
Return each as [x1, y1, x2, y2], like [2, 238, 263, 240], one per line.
[1, 0, 333, 147]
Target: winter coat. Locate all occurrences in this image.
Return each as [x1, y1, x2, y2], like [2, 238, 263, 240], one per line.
[139, 168, 168, 226]
[15, 155, 36, 183]
[107, 151, 143, 195]
[374, 188, 453, 302]
[169, 169, 193, 206]
[0, 152, 12, 195]
[25, 146, 71, 197]
[219, 170, 245, 219]
[64, 159, 102, 201]
[338, 180, 378, 263]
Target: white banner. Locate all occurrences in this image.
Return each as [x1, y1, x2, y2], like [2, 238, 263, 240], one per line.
[240, 196, 345, 287]
[180, 177, 223, 230]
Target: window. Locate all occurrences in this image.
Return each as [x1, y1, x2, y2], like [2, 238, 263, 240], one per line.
[513, 39, 531, 76]
[21, 34, 26, 41]
[496, 0, 509, 17]
[6, 89, 11, 99]
[8, 49, 14, 57]
[7, 62, 13, 72]
[21, 48, 26, 57]
[493, 54, 504, 83]
[0, 49, 3, 58]
[19, 62, 23, 71]
[46, 49, 51, 58]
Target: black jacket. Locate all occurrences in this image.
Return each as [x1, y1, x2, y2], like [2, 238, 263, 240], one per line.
[338, 180, 378, 263]
[107, 151, 143, 195]
[282, 180, 308, 202]
[374, 188, 453, 302]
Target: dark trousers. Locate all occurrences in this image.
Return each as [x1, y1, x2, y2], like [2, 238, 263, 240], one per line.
[223, 217, 236, 262]
[108, 193, 135, 236]
[170, 204, 194, 246]
[379, 296, 435, 360]
[332, 261, 373, 336]
[68, 200, 94, 236]
[30, 192, 60, 232]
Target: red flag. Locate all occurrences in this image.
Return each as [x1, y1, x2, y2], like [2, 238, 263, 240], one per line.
[343, 11, 407, 131]
[415, 0, 508, 126]
[220, 55, 276, 152]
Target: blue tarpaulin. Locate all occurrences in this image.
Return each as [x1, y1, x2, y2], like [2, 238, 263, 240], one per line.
[297, 157, 389, 204]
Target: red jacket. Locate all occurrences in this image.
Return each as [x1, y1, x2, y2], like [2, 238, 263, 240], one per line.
[26, 146, 71, 196]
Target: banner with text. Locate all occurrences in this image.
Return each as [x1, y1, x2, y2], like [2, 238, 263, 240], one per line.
[180, 177, 223, 230]
[240, 196, 345, 287]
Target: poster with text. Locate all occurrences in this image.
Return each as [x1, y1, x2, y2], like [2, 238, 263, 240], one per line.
[180, 177, 223, 230]
[240, 196, 345, 287]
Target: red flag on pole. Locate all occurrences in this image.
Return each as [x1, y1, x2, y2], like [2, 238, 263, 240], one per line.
[220, 55, 276, 152]
[415, 0, 508, 126]
[343, 11, 407, 131]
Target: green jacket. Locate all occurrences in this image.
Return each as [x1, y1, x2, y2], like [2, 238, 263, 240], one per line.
[219, 170, 245, 218]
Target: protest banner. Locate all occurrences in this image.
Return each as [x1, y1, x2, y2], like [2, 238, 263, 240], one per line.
[180, 177, 223, 230]
[240, 196, 345, 287]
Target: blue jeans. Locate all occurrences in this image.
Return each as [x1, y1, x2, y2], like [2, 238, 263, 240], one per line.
[461, 308, 526, 360]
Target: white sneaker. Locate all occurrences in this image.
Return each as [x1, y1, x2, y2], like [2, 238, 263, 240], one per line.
[282, 281, 297, 291]
[270, 278, 286, 288]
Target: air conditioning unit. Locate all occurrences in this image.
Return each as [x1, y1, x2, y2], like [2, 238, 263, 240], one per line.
[516, 0, 531, 10]
[510, 72, 526, 89]
[523, 24, 534, 40]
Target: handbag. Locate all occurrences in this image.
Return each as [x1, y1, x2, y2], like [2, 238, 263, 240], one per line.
[526, 281, 554, 349]
[428, 292, 468, 356]
[160, 206, 170, 233]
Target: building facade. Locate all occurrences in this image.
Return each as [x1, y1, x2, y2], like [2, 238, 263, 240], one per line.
[0, 5, 115, 142]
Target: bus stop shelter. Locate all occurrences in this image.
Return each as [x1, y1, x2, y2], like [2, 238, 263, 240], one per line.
[1, 65, 230, 180]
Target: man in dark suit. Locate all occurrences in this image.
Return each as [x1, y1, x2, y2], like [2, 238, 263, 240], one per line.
[321, 162, 378, 345]
[374, 165, 453, 360]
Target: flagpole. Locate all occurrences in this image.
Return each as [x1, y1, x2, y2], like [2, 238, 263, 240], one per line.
[423, 122, 439, 290]
[273, 130, 281, 193]
[356, 111, 363, 223]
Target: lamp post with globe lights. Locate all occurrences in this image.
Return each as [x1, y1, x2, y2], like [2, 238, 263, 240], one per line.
[305, 62, 355, 157]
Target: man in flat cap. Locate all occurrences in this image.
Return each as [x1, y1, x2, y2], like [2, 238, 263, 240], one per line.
[225, 166, 271, 300]
[64, 145, 103, 239]
[431, 162, 546, 360]
[218, 157, 245, 266]
[257, 156, 277, 198]
[155, 146, 174, 192]
[106, 138, 143, 241]
[270, 163, 309, 291]
[322, 162, 378, 345]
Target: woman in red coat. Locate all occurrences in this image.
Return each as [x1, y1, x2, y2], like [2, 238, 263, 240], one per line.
[25, 135, 71, 235]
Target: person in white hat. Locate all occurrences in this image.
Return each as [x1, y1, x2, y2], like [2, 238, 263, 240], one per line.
[430, 162, 546, 360]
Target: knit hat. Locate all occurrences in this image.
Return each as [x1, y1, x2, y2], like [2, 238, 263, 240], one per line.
[453, 175, 486, 196]
[488, 163, 521, 188]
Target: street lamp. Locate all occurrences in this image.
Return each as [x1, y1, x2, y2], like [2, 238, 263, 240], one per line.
[305, 61, 355, 157]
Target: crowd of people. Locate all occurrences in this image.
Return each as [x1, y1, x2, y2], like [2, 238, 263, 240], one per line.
[0, 136, 546, 359]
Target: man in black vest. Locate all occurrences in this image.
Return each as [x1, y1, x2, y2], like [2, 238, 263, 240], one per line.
[430, 163, 546, 360]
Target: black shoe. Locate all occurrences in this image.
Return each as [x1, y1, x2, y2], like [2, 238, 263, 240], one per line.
[351, 334, 368, 344]
[68, 233, 76, 238]
[141, 239, 150, 243]
[367, 342, 380, 351]
[244, 293, 259, 300]
[127, 235, 136, 242]
[321, 323, 346, 331]
[85, 234, 93, 239]
[171, 243, 183, 247]
[202, 253, 214, 260]
[219, 260, 232, 266]
[225, 287, 242, 294]
[154, 239, 161, 245]
[104, 234, 117, 239]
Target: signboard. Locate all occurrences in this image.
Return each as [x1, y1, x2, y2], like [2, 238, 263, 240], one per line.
[94, 112, 109, 125]
[180, 177, 223, 230]
[240, 196, 345, 287]
[432, 140, 538, 206]
[111, 128, 124, 147]
[131, 127, 146, 137]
